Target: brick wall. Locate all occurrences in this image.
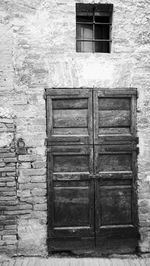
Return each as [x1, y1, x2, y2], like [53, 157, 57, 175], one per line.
[0, 0, 150, 256]
[0, 115, 17, 255]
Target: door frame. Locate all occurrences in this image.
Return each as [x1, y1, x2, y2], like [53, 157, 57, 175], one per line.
[45, 87, 139, 254]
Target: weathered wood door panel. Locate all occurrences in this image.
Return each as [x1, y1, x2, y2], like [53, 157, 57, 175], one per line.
[94, 144, 138, 253]
[46, 88, 138, 253]
[46, 88, 93, 145]
[47, 145, 95, 250]
[94, 88, 138, 144]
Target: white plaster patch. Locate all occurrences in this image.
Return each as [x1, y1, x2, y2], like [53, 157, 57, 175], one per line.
[146, 175, 150, 182]
[18, 219, 46, 245]
[25, 9, 53, 44]
[82, 60, 114, 81]
[0, 107, 15, 118]
[0, 132, 14, 147]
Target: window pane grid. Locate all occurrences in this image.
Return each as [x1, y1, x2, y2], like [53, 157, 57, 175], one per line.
[76, 4, 112, 53]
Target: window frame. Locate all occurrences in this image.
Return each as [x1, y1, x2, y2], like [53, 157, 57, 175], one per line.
[76, 3, 113, 53]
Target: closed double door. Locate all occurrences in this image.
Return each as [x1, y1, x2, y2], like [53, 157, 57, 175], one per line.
[46, 88, 139, 254]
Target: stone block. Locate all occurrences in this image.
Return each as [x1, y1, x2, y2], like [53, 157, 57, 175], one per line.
[32, 161, 46, 169]
[18, 162, 31, 169]
[31, 188, 47, 196]
[31, 211, 47, 222]
[18, 155, 39, 162]
[33, 203, 47, 211]
[32, 197, 47, 204]
[17, 189, 31, 198]
[19, 169, 46, 176]
[19, 182, 46, 190]
[30, 175, 46, 183]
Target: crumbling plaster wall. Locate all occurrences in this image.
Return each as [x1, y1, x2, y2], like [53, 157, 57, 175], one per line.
[0, 0, 150, 256]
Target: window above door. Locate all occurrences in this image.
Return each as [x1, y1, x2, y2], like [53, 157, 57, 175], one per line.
[76, 3, 113, 53]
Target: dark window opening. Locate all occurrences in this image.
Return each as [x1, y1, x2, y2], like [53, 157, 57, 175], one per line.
[76, 3, 113, 53]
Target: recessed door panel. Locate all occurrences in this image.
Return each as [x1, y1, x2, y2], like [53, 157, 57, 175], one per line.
[97, 153, 132, 172]
[46, 88, 93, 145]
[94, 144, 139, 252]
[100, 185, 132, 226]
[53, 182, 93, 232]
[94, 88, 138, 144]
[47, 145, 94, 248]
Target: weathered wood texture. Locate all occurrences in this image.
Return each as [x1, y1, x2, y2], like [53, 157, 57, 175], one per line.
[46, 88, 93, 145]
[94, 88, 138, 144]
[46, 88, 138, 253]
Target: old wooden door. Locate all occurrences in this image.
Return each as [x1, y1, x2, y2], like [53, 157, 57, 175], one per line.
[46, 88, 139, 254]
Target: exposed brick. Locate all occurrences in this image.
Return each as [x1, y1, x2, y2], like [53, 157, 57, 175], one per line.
[0, 177, 15, 182]
[4, 210, 31, 215]
[0, 196, 17, 201]
[3, 239, 17, 245]
[6, 182, 16, 187]
[6, 172, 16, 176]
[0, 187, 16, 192]
[4, 158, 17, 163]
[0, 191, 16, 196]
[1, 230, 17, 235]
[0, 241, 5, 246]
[5, 225, 17, 230]
[0, 182, 5, 186]
[0, 201, 17, 206]
[0, 148, 10, 153]
[2, 235, 17, 241]
[0, 167, 16, 172]
[0, 220, 17, 226]
[0, 153, 16, 158]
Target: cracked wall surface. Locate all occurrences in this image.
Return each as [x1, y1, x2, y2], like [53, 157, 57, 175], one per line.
[0, 0, 150, 256]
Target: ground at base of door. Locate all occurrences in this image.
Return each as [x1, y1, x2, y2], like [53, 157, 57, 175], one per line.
[0, 255, 150, 266]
